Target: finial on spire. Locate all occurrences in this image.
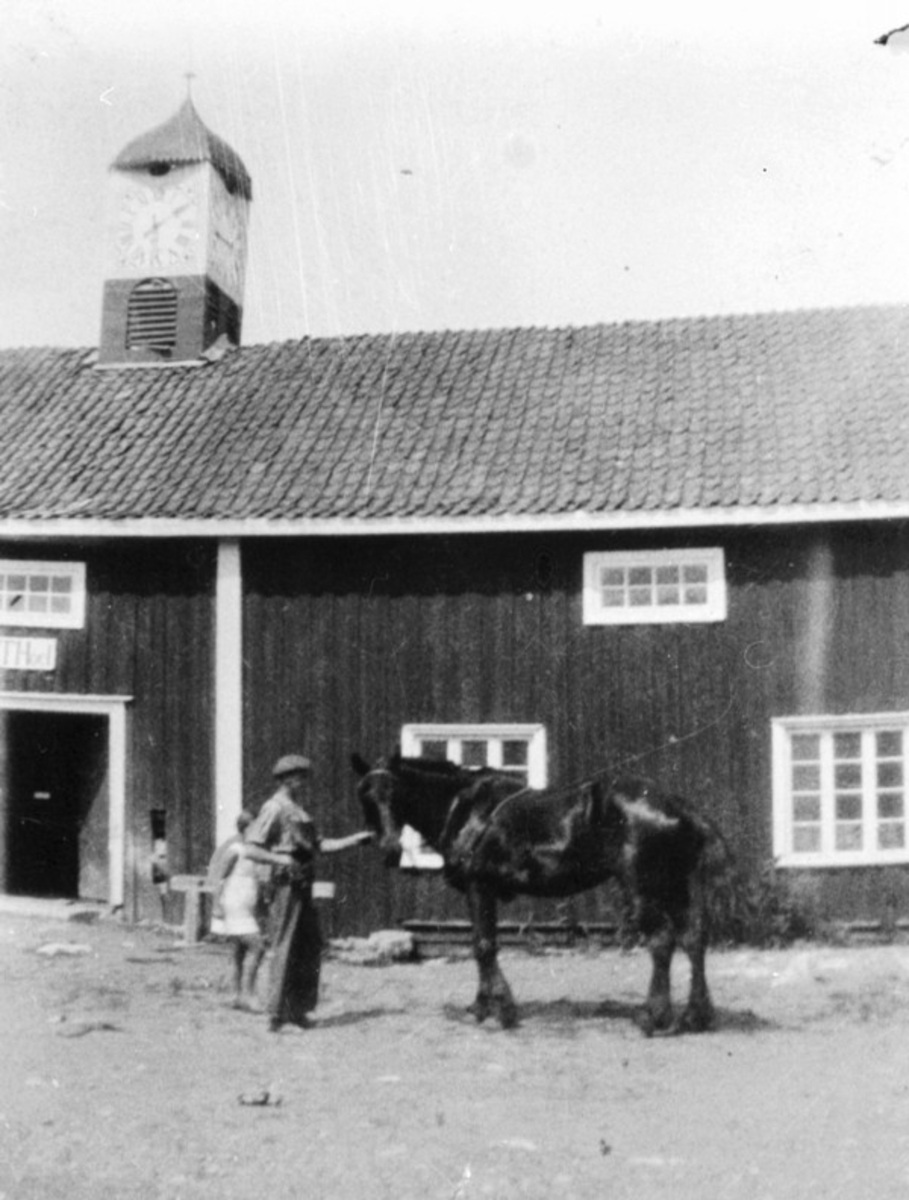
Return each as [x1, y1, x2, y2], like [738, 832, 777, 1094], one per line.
[184, 71, 196, 100]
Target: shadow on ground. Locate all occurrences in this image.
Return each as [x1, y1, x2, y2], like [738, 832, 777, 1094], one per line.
[316, 1005, 408, 1029]
[439, 996, 776, 1035]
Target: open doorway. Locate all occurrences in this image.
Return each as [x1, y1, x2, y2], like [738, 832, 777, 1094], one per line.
[5, 711, 109, 899]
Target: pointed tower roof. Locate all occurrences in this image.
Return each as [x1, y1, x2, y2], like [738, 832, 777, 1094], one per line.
[111, 98, 252, 199]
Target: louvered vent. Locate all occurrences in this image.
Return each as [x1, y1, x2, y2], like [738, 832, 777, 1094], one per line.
[126, 279, 178, 354]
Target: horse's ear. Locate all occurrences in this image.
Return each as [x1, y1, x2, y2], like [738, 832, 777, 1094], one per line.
[351, 753, 370, 778]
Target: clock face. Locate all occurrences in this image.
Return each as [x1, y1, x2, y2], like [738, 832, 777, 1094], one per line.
[116, 183, 200, 272]
[209, 186, 247, 298]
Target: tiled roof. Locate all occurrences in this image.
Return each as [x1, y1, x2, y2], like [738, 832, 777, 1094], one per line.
[2, 305, 909, 525]
[112, 99, 252, 200]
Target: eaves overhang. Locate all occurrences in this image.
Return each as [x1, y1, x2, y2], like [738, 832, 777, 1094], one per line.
[1, 501, 909, 540]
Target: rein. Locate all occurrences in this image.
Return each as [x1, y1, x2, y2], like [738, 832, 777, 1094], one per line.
[362, 750, 661, 827]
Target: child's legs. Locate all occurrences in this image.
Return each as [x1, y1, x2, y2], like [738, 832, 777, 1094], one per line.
[230, 932, 265, 1004]
[243, 934, 266, 995]
[231, 938, 248, 998]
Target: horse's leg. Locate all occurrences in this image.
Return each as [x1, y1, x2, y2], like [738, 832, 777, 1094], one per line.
[677, 872, 715, 1033]
[640, 917, 676, 1036]
[465, 884, 492, 1023]
[466, 883, 518, 1029]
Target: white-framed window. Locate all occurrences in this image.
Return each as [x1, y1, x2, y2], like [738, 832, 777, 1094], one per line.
[0, 560, 86, 630]
[401, 723, 548, 787]
[773, 713, 909, 867]
[399, 723, 548, 869]
[582, 548, 726, 625]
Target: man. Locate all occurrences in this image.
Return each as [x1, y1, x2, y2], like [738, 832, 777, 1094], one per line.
[244, 754, 373, 1032]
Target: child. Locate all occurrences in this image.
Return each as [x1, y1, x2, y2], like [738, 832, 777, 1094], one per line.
[208, 812, 271, 1010]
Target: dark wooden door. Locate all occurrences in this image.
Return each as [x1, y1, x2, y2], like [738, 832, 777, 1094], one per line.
[6, 712, 108, 898]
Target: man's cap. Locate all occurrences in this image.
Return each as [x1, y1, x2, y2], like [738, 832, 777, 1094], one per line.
[272, 754, 312, 778]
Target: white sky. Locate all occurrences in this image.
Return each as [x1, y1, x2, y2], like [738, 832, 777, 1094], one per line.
[4, 0, 909, 347]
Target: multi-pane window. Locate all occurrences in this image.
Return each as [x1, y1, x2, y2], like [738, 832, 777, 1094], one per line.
[583, 549, 726, 625]
[0, 561, 86, 629]
[401, 724, 547, 788]
[398, 724, 548, 869]
[773, 715, 909, 866]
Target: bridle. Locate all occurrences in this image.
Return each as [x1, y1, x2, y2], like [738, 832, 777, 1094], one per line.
[359, 767, 400, 830]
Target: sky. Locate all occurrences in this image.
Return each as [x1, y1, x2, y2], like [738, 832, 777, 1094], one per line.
[5, 1, 909, 348]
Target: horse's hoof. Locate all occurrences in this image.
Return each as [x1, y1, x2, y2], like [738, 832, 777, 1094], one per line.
[677, 1006, 715, 1034]
[637, 1008, 674, 1037]
[498, 1007, 519, 1030]
[636, 1012, 656, 1038]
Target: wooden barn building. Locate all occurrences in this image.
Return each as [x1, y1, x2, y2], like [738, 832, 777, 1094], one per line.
[3, 99, 909, 934]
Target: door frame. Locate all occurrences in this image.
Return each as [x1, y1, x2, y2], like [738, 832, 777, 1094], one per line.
[0, 692, 131, 908]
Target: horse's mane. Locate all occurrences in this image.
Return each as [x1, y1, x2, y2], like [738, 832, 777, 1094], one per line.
[395, 755, 477, 779]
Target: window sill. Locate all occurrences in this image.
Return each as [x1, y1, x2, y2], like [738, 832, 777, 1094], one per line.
[776, 852, 909, 869]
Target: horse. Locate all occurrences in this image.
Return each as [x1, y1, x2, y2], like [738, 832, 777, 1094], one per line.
[352, 751, 731, 1034]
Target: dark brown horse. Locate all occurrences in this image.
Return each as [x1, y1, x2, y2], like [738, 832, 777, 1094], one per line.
[352, 751, 730, 1034]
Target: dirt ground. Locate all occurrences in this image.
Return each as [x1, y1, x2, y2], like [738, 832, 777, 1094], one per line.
[2, 914, 909, 1200]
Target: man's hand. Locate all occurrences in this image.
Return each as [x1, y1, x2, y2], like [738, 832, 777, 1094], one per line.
[285, 861, 310, 885]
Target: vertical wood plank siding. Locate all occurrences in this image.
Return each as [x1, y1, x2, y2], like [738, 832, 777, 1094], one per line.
[0, 541, 214, 920]
[242, 524, 909, 935]
[4, 520, 909, 929]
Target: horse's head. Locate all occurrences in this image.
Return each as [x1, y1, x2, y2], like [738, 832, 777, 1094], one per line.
[351, 752, 406, 867]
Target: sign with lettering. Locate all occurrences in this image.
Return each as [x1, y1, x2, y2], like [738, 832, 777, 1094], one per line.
[0, 637, 57, 671]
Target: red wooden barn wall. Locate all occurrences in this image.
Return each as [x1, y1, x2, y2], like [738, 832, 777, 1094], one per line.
[0, 540, 214, 920]
[4, 519, 909, 930]
[241, 522, 909, 935]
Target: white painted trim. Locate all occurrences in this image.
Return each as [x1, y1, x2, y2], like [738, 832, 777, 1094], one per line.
[3, 499, 909, 540]
[771, 720, 790, 862]
[0, 691, 132, 907]
[582, 547, 726, 625]
[397, 723, 546, 871]
[92, 359, 206, 371]
[772, 712, 909, 868]
[0, 559, 86, 629]
[401, 723, 548, 788]
[215, 539, 243, 846]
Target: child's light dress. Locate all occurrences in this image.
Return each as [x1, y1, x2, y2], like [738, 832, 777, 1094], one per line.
[214, 843, 267, 937]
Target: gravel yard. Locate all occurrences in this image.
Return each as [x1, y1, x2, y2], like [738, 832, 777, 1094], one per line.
[2, 913, 909, 1199]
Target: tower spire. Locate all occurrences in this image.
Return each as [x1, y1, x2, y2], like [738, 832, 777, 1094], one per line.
[99, 97, 251, 365]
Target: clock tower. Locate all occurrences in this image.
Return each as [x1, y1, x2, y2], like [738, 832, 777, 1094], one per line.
[99, 97, 252, 366]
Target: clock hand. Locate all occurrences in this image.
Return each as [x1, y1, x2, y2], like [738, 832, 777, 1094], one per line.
[147, 200, 192, 236]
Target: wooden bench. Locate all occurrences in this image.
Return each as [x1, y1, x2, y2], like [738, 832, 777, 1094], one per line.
[169, 874, 336, 944]
[168, 875, 212, 944]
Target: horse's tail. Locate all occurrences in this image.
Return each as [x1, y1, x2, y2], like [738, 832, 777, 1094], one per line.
[697, 817, 748, 945]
